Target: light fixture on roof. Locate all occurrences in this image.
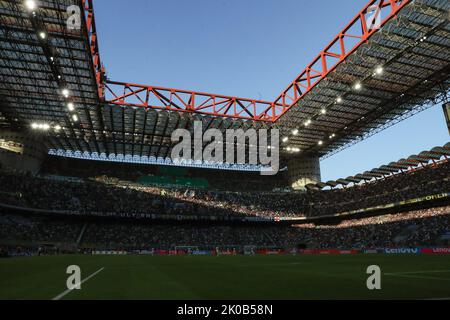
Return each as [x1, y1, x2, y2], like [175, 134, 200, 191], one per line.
[318, 140, 323, 146]
[39, 31, 47, 40]
[54, 125, 62, 131]
[329, 133, 336, 139]
[62, 89, 70, 98]
[336, 97, 343, 103]
[321, 108, 327, 115]
[32, 123, 50, 131]
[24, 0, 37, 11]
[304, 119, 312, 127]
[286, 147, 292, 152]
[375, 65, 384, 75]
[72, 114, 78, 122]
[282, 137, 289, 143]
[67, 102, 75, 111]
[354, 82, 362, 91]
[292, 129, 299, 136]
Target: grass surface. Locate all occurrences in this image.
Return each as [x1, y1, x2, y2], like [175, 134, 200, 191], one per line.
[1, 254, 449, 300]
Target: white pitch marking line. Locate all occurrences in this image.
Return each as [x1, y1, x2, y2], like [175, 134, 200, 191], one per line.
[385, 270, 450, 275]
[52, 267, 105, 301]
[384, 274, 450, 282]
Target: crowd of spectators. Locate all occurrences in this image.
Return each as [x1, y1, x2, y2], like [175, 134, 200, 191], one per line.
[0, 161, 448, 220]
[0, 213, 82, 244]
[307, 161, 450, 216]
[288, 206, 450, 249]
[1, 207, 448, 251]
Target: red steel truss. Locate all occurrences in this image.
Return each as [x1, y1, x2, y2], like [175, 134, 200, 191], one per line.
[105, 81, 280, 121]
[269, 0, 411, 122]
[92, 0, 411, 122]
[82, 0, 105, 99]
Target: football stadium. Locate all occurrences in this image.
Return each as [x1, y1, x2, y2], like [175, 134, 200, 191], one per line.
[0, 0, 449, 303]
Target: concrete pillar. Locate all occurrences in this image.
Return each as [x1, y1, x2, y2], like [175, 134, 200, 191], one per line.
[0, 130, 48, 174]
[288, 154, 321, 190]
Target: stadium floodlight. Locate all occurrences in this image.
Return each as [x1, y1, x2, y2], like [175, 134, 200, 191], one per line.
[286, 147, 292, 152]
[282, 137, 289, 143]
[321, 108, 327, 115]
[375, 66, 384, 75]
[42, 124, 50, 131]
[54, 125, 62, 131]
[354, 82, 362, 90]
[292, 129, 299, 136]
[304, 119, 312, 127]
[72, 114, 78, 122]
[62, 89, 70, 98]
[39, 31, 47, 40]
[24, 0, 37, 11]
[336, 97, 343, 103]
[329, 133, 336, 139]
[31, 123, 38, 129]
[67, 102, 75, 111]
[318, 140, 323, 146]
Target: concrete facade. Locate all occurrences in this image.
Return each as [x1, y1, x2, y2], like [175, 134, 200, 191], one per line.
[288, 155, 321, 190]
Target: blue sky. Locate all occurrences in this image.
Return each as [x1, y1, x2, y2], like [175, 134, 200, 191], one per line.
[94, 0, 449, 181]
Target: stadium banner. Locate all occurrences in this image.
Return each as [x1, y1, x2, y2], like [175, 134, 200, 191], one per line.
[363, 249, 380, 254]
[420, 248, 450, 254]
[256, 249, 286, 255]
[298, 249, 359, 255]
[92, 250, 127, 255]
[192, 250, 212, 256]
[383, 248, 421, 254]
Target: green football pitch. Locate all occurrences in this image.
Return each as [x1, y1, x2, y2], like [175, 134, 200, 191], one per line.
[1, 254, 449, 300]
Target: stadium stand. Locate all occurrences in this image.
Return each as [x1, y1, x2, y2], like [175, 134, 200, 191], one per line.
[0, 206, 448, 252]
[0, 156, 448, 221]
[306, 143, 450, 190]
[0, 0, 449, 260]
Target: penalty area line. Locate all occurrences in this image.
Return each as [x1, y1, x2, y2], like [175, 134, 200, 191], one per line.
[52, 267, 105, 301]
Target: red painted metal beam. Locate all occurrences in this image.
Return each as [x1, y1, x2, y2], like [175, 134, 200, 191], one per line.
[89, 0, 411, 122]
[105, 80, 279, 121]
[267, 0, 411, 122]
[82, 0, 105, 100]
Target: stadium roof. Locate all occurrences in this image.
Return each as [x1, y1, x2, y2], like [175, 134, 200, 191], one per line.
[306, 142, 450, 190]
[0, 0, 449, 167]
[280, 0, 450, 158]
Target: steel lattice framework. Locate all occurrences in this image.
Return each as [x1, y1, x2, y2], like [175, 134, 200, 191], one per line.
[0, 0, 449, 165]
[103, 0, 415, 122]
